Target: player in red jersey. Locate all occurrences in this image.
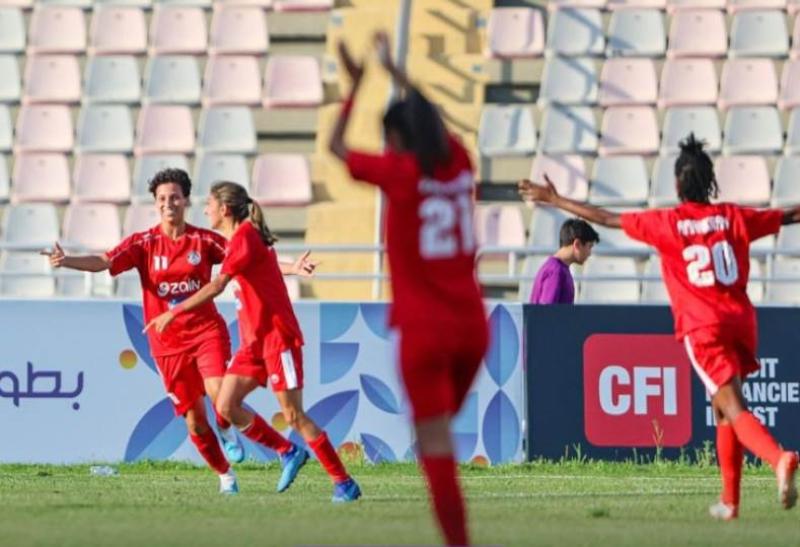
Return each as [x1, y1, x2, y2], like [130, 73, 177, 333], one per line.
[519, 134, 798, 520]
[327, 34, 489, 545]
[145, 181, 361, 502]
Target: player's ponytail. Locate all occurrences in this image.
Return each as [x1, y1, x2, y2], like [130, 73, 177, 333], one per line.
[210, 181, 278, 247]
[675, 133, 718, 204]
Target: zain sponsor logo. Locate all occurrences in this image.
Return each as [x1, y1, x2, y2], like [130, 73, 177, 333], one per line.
[157, 279, 202, 297]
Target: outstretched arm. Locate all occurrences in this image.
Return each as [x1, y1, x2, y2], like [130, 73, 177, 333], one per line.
[519, 175, 622, 229]
[40, 242, 109, 272]
[279, 250, 319, 277]
[328, 40, 365, 161]
[144, 274, 231, 334]
[782, 207, 800, 225]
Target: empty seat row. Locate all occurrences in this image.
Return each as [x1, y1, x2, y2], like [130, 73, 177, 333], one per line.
[547, 0, 800, 14]
[0, 1, 332, 10]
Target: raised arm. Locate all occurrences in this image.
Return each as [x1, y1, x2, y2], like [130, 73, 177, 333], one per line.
[519, 175, 622, 229]
[40, 242, 109, 272]
[279, 250, 319, 277]
[144, 274, 230, 334]
[328, 40, 364, 161]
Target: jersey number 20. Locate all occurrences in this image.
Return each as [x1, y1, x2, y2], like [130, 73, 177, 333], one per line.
[419, 195, 476, 259]
[683, 241, 739, 287]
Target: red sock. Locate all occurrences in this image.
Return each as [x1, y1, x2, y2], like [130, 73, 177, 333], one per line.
[308, 432, 349, 483]
[190, 429, 230, 475]
[732, 411, 782, 469]
[241, 413, 292, 454]
[717, 423, 743, 506]
[215, 412, 231, 431]
[420, 455, 468, 547]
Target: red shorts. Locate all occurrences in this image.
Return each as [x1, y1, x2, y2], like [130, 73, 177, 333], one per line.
[683, 323, 759, 395]
[155, 335, 230, 415]
[399, 320, 489, 423]
[228, 344, 304, 392]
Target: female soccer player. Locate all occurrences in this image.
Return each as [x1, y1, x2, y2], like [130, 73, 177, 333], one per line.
[519, 134, 798, 520]
[42, 168, 314, 494]
[144, 181, 361, 502]
[327, 33, 489, 545]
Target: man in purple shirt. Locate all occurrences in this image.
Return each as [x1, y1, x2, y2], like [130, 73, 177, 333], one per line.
[530, 218, 599, 304]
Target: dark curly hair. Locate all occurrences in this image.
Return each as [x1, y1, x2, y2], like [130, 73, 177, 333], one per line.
[675, 133, 717, 204]
[148, 168, 192, 199]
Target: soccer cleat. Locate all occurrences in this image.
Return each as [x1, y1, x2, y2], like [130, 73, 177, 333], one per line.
[709, 501, 738, 521]
[219, 470, 239, 495]
[331, 477, 362, 503]
[277, 444, 309, 493]
[776, 451, 798, 510]
[219, 427, 245, 464]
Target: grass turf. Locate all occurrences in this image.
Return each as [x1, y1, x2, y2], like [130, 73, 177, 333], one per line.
[0, 460, 796, 546]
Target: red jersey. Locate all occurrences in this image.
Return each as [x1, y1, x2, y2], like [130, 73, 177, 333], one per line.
[345, 135, 485, 328]
[220, 221, 303, 357]
[621, 202, 783, 338]
[105, 224, 229, 356]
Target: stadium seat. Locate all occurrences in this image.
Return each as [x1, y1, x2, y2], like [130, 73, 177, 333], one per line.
[772, 156, 800, 206]
[0, 8, 25, 53]
[747, 257, 765, 303]
[594, 221, 650, 254]
[0, 55, 21, 103]
[478, 105, 536, 157]
[38, 0, 92, 7]
[722, 106, 783, 154]
[154, 0, 212, 6]
[143, 56, 201, 104]
[729, 10, 789, 58]
[538, 56, 598, 106]
[208, 5, 269, 56]
[134, 105, 195, 155]
[779, 60, 800, 110]
[598, 58, 658, 106]
[203, 56, 261, 106]
[641, 256, 668, 303]
[776, 223, 800, 253]
[528, 206, 569, 250]
[0, 155, 9, 202]
[606, 9, 666, 57]
[790, 0, 800, 15]
[786, 108, 800, 154]
[11, 153, 70, 204]
[545, 8, 605, 57]
[0, 252, 55, 297]
[485, 8, 545, 58]
[62, 203, 121, 251]
[263, 55, 323, 108]
[658, 59, 718, 108]
[579, 256, 640, 303]
[251, 153, 312, 205]
[589, 156, 649, 206]
[14, 105, 74, 153]
[718, 59, 778, 110]
[667, 10, 727, 58]
[22, 55, 81, 105]
[598, 106, 659, 155]
[94, 0, 153, 8]
[727, 0, 787, 12]
[72, 154, 130, 203]
[792, 15, 800, 58]
[273, 0, 333, 10]
[193, 153, 250, 197]
[547, 0, 606, 9]
[149, 6, 207, 55]
[766, 258, 800, 303]
[89, 6, 147, 55]
[76, 105, 134, 153]
[28, 6, 86, 54]
[123, 204, 159, 236]
[115, 270, 143, 298]
[2, 203, 60, 249]
[186, 204, 211, 229]
[607, 0, 666, 8]
[530, 154, 589, 201]
[518, 254, 550, 302]
[131, 154, 189, 202]
[197, 107, 256, 154]
[539, 105, 598, 154]
[83, 56, 141, 104]
[0, 105, 11, 151]
[660, 107, 722, 154]
[714, 155, 771, 205]
[650, 154, 679, 206]
[475, 204, 526, 262]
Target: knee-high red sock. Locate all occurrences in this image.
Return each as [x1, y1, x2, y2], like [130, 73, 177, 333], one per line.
[717, 423, 743, 506]
[215, 412, 231, 431]
[241, 413, 292, 454]
[420, 455, 469, 547]
[732, 411, 782, 469]
[308, 432, 349, 483]
[190, 429, 230, 475]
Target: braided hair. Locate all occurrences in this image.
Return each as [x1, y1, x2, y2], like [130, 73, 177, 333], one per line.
[675, 133, 718, 204]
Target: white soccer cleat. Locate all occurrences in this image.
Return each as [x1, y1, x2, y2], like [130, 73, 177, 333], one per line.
[219, 470, 239, 495]
[708, 501, 738, 521]
[776, 451, 798, 510]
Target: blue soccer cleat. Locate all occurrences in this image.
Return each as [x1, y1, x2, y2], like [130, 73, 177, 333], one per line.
[331, 477, 361, 503]
[218, 427, 245, 464]
[277, 444, 309, 493]
[219, 471, 239, 495]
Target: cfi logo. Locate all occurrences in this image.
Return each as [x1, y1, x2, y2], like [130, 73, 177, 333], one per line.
[187, 251, 201, 266]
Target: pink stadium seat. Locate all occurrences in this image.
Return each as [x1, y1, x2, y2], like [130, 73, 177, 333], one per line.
[718, 58, 778, 110]
[474, 204, 526, 251]
[263, 55, 322, 108]
[668, 10, 728, 58]
[598, 58, 657, 106]
[607, 0, 666, 8]
[273, 0, 333, 10]
[203, 56, 261, 106]
[658, 59, 718, 107]
[150, 6, 207, 55]
[62, 203, 121, 251]
[599, 107, 659, 155]
[209, 5, 268, 55]
[72, 154, 131, 204]
[11, 153, 70, 203]
[667, 0, 725, 11]
[134, 105, 194, 155]
[14, 105, 74, 153]
[790, 0, 800, 15]
[486, 8, 545, 58]
[89, 6, 147, 56]
[22, 55, 81, 104]
[727, 0, 787, 13]
[251, 154, 312, 205]
[28, 6, 86, 54]
[779, 59, 800, 110]
[714, 155, 771, 205]
[792, 15, 800, 59]
[530, 154, 589, 201]
[123, 204, 160, 236]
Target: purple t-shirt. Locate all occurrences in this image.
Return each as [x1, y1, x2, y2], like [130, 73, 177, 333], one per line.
[530, 256, 575, 304]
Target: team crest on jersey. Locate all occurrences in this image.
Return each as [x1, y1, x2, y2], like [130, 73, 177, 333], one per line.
[187, 251, 201, 266]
